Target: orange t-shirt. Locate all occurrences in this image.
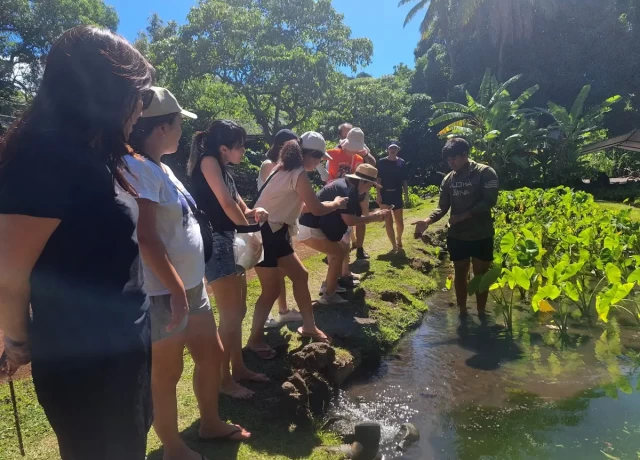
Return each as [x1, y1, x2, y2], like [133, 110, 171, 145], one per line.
[326, 146, 365, 182]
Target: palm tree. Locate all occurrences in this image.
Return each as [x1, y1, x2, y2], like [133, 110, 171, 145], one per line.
[398, 0, 451, 41]
[400, 0, 557, 79]
[428, 69, 541, 173]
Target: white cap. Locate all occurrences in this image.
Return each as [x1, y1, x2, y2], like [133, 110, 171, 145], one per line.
[301, 131, 333, 160]
[142, 86, 197, 119]
[342, 127, 365, 152]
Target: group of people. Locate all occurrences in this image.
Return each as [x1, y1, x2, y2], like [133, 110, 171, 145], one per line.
[0, 25, 499, 460]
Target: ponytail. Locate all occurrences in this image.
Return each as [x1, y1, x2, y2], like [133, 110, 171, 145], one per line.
[187, 131, 206, 177]
[187, 120, 246, 177]
[277, 139, 304, 171]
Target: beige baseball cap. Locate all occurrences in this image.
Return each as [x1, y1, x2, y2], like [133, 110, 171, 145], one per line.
[142, 86, 197, 119]
[301, 131, 333, 160]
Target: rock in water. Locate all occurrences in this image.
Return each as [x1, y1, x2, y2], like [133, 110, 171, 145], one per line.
[394, 423, 420, 450]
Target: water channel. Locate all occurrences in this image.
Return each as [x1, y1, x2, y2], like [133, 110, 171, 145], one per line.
[331, 273, 640, 459]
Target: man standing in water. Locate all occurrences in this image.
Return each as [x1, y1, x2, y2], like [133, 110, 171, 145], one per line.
[377, 143, 410, 252]
[413, 138, 499, 318]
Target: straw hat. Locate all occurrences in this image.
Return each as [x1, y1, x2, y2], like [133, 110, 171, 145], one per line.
[345, 163, 383, 188]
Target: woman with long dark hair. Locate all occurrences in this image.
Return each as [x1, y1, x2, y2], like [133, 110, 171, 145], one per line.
[188, 120, 269, 399]
[246, 133, 348, 353]
[0, 26, 154, 459]
[127, 89, 250, 459]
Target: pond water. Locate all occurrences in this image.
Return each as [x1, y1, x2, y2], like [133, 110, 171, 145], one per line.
[331, 272, 640, 459]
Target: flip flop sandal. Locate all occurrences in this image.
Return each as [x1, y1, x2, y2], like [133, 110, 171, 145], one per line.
[297, 327, 332, 344]
[244, 345, 277, 360]
[199, 425, 249, 443]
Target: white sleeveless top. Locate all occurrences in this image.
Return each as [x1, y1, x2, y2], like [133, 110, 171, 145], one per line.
[255, 167, 305, 234]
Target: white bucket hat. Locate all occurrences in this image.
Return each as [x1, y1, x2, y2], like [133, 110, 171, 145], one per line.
[142, 86, 197, 119]
[341, 127, 365, 152]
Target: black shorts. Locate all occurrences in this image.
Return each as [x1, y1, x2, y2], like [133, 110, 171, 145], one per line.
[447, 236, 494, 262]
[32, 348, 152, 460]
[381, 189, 403, 209]
[256, 223, 294, 268]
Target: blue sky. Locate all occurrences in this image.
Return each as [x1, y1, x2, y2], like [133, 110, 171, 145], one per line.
[106, 0, 422, 77]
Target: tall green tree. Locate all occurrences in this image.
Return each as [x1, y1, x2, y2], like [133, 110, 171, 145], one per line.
[178, 0, 373, 140]
[0, 0, 118, 113]
[318, 65, 413, 153]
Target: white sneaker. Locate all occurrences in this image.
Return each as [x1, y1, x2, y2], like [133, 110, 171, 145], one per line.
[277, 309, 303, 323]
[320, 282, 347, 295]
[318, 292, 349, 305]
[264, 316, 281, 329]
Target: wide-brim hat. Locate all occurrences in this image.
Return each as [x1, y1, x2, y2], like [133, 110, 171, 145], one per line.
[142, 86, 197, 119]
[341, 127, 365, 152]
[345, 163, 383, 188]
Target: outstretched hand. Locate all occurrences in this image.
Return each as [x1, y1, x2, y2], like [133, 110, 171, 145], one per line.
[334, 196, 349, 210]
[412, 220, 429, 238]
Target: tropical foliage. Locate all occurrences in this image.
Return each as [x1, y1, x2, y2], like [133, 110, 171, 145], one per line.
[469, 187, 640, 333]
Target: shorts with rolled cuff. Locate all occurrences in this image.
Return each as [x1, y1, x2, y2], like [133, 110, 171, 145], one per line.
[298, 225, 352, 245]
[205, 231, 244, 283]
[256, 223, 294, 268]
[447, 236, 494, 262]
[149, 282, 211, 342]
[380, 189, 404, 210]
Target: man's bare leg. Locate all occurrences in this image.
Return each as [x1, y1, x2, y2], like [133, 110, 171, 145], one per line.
[453, 260, 471, 317]
[472, 258, 491, 316]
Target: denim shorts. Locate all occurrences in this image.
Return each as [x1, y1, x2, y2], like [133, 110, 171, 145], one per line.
[205, 231, 244, 282]
[149, 282, 211, 342]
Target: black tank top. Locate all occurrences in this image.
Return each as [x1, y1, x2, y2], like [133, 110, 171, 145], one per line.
[191, 154, 238, 233]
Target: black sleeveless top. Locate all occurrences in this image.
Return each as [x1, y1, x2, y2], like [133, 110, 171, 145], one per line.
[191, 154, 239, 233]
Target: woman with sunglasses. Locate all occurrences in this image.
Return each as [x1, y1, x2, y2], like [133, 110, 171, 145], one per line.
[246, 133, 348, 353]
[0, 26, 153, 459]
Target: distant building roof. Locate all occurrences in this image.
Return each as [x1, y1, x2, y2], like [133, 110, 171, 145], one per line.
[581, 130, 640, 154]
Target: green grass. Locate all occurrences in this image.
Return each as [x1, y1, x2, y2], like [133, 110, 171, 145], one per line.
[597, 200, 640, 221]
[0, 202, 440, 460]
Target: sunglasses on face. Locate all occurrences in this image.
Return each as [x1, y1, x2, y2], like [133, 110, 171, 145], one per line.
[310, 150, 325, 159]
[141, 89, 155, 110]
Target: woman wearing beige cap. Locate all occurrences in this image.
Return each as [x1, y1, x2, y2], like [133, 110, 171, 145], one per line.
[298, 164, 390, 304]
[246, 132, 348, 351]
[128, 89, 250, 459]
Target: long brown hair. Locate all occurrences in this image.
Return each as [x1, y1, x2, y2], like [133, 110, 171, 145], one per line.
[0, 26, 154, 193]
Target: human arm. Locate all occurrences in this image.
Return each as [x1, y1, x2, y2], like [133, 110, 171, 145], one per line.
[136, 200, 188, 331]
[296, 173, 348, 216]
[342, 209, 390, 226]
[362, 145, 376, 165]
[376, 178, 383, 206]
[449, 167, 499, 225]
[200, 156, 249, 226]
[412, 179, 451, 236]
[0, 215, 59, 374]
[238, 196, 268, 224]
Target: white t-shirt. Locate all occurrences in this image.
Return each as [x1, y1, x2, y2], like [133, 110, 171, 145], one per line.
[125, 156, 205, 296]
[255, 167, 306, 234]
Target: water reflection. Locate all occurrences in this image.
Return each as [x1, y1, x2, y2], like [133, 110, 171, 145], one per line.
[333, 283, 640, 459]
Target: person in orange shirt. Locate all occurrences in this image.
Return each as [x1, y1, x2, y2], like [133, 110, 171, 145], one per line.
[327, 127, 375, 260]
